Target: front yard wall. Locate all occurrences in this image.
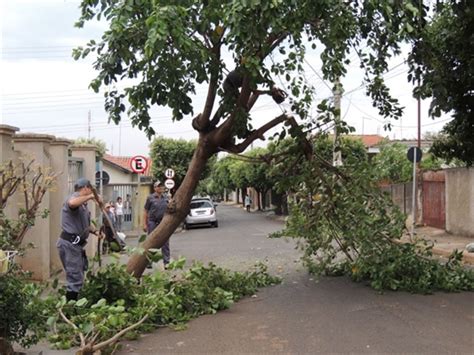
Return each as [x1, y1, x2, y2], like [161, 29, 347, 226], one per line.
[0, 124, 98, 280]
[445, 168, 474, 237]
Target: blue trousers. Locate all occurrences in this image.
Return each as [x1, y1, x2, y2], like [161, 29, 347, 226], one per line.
[57, 238, 88, 292]
[147, 220, 170, 264]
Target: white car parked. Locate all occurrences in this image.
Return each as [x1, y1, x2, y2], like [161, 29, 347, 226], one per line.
[184, 198, 218, 229]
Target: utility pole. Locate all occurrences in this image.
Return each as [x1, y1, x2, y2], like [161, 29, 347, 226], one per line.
[417, 94, 421, 148]
[119, 123, 122, 156]
[416, 85, 422, 227]
[399, 117, 403, 140]
[332, 78, 343, 166]
[88, 110, 91, 139]
[362, 116, 372, 137]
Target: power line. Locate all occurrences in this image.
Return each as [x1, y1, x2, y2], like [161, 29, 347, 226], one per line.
[348, 100, 452, 130]
[2, 99, 105, 108]
[2, 102, 107, 114]
[342, 61, 407, 97]
[3, 93, 101, 102]
[303, 58, 333, 91]
[3, 88, 94, 97]
[3, 45, 78, 50]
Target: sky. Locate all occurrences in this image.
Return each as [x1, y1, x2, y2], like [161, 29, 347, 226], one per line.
[1, 0, 452, 157]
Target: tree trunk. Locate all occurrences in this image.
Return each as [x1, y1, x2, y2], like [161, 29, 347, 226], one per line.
[272, 191, 289, 215]
[126, 134, 215, 278]
[262, 188, 269, 210]
[0, 338, 14, 355]
[272, 191, 283, 215]
[282, 193, 289, 215]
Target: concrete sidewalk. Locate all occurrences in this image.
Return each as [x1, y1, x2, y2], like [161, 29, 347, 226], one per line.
[406, 226, 474, 265]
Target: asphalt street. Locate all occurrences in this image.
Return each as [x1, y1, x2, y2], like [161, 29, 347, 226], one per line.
[116, 203, 474, 354]
[23, 204, 473, 354]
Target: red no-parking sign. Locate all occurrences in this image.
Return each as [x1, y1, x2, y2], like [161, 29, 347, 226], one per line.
[130, 155, 148, 174]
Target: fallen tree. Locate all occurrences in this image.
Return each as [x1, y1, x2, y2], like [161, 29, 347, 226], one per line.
[74, 0, 448, 278]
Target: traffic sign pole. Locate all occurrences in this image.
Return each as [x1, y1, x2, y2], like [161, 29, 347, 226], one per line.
[411, 149, 418, 241]
[164, 168, 176, 197]
[406, 147, 422, 241]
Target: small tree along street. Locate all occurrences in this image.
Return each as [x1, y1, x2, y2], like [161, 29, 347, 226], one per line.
[149, 137, 216, 192]
[74, 0, 473, 279]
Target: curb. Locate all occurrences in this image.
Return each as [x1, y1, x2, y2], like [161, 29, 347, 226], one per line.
[396, 238, 474, 266]
[431, 246, 474, 265]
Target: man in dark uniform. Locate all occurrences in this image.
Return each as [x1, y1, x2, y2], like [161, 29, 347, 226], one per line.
[143, 180, 170, 268]
[57, 178, 101, 301]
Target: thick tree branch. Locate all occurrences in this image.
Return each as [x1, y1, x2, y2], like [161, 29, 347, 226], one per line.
[192, 47, 222, 132]
[220, 113, 290, 154]
[264, 31, 290, 59]
[59, 307, 86, 348]
[91, 313, 150, 352]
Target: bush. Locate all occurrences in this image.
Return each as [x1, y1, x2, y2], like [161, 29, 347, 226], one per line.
[0, 270, 49, 352]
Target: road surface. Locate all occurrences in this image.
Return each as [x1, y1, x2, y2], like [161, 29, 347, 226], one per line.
[116, 203, 474, 354]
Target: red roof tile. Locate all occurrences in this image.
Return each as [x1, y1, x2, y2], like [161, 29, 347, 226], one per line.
[326, 134, 386, 148]
[103, 154, 153, 176]
[345, 134, 386, 147]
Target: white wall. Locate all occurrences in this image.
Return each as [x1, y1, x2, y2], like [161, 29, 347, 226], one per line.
[445, 168, 474, 237]
[103, 162, 133, 184]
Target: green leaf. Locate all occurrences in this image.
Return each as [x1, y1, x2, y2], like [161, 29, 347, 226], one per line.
[47, 316, 57, 327]
[405, 3, 419, 16]
[76, 298, 88, 307]
[81, 322, 94, 334]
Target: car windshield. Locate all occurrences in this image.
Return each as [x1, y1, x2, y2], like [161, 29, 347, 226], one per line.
[190, 201, 212, 209]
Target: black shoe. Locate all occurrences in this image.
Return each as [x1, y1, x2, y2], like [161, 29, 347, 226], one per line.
[146, 262, 153, 269]
[66, 291, 78, 301]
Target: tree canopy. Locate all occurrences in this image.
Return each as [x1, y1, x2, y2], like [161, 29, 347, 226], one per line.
[73, 137, 107, 158]
[408, 1, 473, 166]
[75, 0, 423, 141]
[150, 136, 216, 194]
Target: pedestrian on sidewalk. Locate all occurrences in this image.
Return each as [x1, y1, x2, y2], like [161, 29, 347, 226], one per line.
[101, 203, 125, 253]
[143, 180, 170, 268]
[57, 178, 101, 301]
[115, 196, 124, 231]
[245, 195, 252, 213]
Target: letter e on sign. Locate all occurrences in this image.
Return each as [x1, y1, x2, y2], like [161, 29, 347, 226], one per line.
[130, 155, 148, 174]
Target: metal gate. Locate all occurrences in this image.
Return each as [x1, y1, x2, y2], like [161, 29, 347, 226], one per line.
[67, 157, 84, 194]
[380, 183, 413, 215]
[103, 184, 136, 231]
[422, 171, 446, 229]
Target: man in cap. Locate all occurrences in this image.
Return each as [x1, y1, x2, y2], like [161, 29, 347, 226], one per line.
[57, 177, 101, 300]
[143, 180, 170, 268]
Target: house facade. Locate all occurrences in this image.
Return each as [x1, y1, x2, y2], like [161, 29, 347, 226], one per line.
[98, 154, 154, 232]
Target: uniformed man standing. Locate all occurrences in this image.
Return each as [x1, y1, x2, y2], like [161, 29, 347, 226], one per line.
[57, 178, 101, 301]
[143, 180, 170, 269]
